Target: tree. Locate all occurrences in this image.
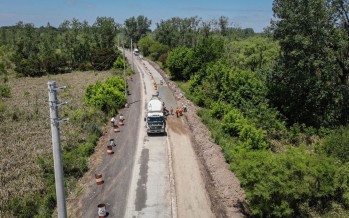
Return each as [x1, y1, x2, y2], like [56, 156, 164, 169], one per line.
[148, 41, 169, 61]
[138, 35, 155, 56]
[269, 0, 348, 127]
[229, 36, 279, 72]
[329, 0, 349, 85]
[166, 46, 194, 80]
[37, 23, 62, 73]
[124, 15, 151, 43]
[58, 19, 96, 70]
[12, 22, 42, 76]
[155, 17, 200, 48]
[93, 17, 117, 48]
[90, 48, 118, 70]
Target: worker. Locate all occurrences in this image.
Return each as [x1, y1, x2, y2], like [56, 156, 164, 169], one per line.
[170, 106, 174, 115]
[179, 107, 183, 116]
[110, 116, 116, 127]
[176, 108, 179, 117]
[119, 113, 124, 121]
[183, 104, 187, 112]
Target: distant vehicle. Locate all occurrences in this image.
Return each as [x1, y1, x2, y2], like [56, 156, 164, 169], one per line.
[145, 95, 166, 134]
[133, 48, 139, 56]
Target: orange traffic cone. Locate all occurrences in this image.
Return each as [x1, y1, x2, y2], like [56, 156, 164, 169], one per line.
[107, 145, 114, 155]
[95, 174, 104, 185]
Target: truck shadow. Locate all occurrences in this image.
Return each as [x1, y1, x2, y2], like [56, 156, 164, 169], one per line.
[147, 132, 168, 137]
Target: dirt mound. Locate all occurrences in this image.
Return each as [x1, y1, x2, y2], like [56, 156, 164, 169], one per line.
[150, 61, 247, 218]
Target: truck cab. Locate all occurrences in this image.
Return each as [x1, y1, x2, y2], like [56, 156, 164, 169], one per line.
[133, 48, 139, 56]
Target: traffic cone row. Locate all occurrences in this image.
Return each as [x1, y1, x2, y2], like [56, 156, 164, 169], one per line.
[96, 112, 127, 216]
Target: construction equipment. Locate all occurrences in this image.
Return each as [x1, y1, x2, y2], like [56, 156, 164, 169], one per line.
[144, 95, 166, 134]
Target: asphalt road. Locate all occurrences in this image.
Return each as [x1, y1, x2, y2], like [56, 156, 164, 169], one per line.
[82, 51, 142, 217]
[81, 50, 177, 218]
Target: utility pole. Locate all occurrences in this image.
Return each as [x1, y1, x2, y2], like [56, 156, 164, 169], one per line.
[122, 40, 127, 98]
[131, 38, 134, 72]
[48, 81, 67, 218]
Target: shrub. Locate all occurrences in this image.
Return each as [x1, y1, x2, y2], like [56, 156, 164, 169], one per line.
[84, 77, 126, 114]
[0, 99, 6, 117]
[221, 108, 248, 137]
[231, 148, 344, 217]
[113, 56, 125, 69]
[320, 126, 349, 163]
[239, 125, 268, 150]
[149, 41, 169, 61]
[0, 84, 10, 98]
[209, 101, 233, 120]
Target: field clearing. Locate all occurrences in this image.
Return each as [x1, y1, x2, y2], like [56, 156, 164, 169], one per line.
[0, 71, 113, 216]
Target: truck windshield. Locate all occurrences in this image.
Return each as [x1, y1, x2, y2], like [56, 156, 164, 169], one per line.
[147, 117, 163, 122]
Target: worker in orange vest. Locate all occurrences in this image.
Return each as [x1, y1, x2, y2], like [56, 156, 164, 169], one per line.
[179, 107, 183, 116]
[176, 108, 179, 117]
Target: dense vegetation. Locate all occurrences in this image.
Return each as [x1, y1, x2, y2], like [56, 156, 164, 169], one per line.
[138, 1, 349, 217]
[1, 0, 349, 216]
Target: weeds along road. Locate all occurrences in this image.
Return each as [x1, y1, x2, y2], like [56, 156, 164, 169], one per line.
[69, 49, 214, 217]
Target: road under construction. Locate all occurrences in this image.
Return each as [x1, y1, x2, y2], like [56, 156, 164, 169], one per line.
[67, 49, 216, 218]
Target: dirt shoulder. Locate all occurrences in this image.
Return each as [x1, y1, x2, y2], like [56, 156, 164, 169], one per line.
[149, 61, 247, 218]
[167, 116, 215, 218]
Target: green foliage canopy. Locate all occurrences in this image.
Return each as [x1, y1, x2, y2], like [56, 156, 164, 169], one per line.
[232, 148, 346, 217]
[270, 0, 349, 127]
[84, 77, 126, 114]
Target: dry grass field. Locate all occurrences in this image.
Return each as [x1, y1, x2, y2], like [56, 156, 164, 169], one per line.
[0, 71, 113, 217]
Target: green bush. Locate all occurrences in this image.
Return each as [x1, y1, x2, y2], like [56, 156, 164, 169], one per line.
[166, 46, 194, 80]
[138, 35, 154, 56]
[231, 148, 344, 217]
[320, 126, 349, 163]
[239, 125, 268, 150]
[7, 194, 39, 218]
[0, 84, 10, 98]
[63, 151, 88, 177]
[221, 108, 248, 137]
[0, 99, 6, 117]
[149, 41, 169, 61]
[84, 77, 126, 114]
[208, 101, 233, 119]
[113, 56, 125, 69]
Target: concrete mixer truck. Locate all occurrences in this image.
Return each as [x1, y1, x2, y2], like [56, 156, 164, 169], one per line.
[145, 95, 166, 134]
